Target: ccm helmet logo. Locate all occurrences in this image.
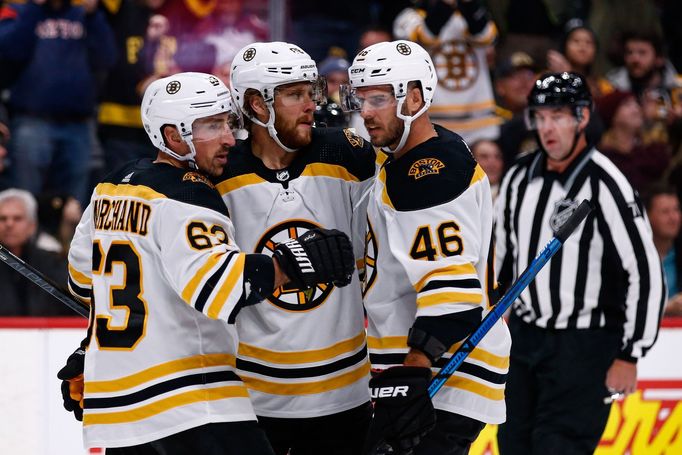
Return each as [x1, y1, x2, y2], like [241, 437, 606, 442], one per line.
[370, 386, 409, 399]
[282, 239, 315, 273]
[350, 68, 365, 74]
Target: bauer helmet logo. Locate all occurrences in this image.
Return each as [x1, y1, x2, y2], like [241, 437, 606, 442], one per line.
[243, 48, 256, 61]
[166, 80, 181, 94]
[396, 43, 412, 55]
[290, 47, 305, 54]
[208, 76, 220, 86]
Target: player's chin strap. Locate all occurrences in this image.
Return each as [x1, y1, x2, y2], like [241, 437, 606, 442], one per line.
[158, 133, 199, 170]
[247, 105, 298, 153]
[382, 98, 430, 155]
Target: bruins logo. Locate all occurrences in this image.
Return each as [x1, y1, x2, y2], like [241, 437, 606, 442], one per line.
[243, 47, 256, 61]
[408, 158, 445, 180]
[362, 217, 378, 298]
[166, 80, 181, 94]
[254, 220, 334, 311]
[396, 42, 411, 55]
[183, 171, 215, 188]
[343, 128, 364, 148]
[432, 40, 478, 92]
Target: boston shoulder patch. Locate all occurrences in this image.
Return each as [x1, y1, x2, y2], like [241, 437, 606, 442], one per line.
[408, 158, 445, 180]
[183, 171, 215, 189]
[343, 128, 364, 148]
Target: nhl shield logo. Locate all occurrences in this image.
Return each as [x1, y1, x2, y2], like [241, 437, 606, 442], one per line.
[549, 199, 579, 232]
[276, 170, 289, 182]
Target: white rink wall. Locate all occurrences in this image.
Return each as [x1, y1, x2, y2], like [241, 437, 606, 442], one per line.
[1, 320, 681, 455]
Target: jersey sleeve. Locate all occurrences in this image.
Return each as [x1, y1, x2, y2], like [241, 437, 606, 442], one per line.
[389, 168, 493, 320]
[155, 199, 251, 323]
[598, 178, 666, 361]
[67, 201, 95, 304]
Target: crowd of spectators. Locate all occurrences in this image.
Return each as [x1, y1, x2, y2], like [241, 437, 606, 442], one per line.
[0, 0, 680, 317]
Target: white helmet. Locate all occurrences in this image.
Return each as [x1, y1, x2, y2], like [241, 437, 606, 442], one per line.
[141, 72, 240, 166]
[342, 40, 437, 154]
[230, 42, 324, 152]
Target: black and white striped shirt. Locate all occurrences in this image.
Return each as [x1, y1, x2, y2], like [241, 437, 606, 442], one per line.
[494, 147, 666, 361]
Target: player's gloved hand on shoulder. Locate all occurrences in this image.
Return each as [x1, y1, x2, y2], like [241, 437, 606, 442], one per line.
[57, 345, 86, 421]
[364, 366, 436, 455]
[274, 228, 355, 288]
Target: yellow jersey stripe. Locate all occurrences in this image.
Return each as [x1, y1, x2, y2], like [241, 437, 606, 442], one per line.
[414, 263, 477, 292]
[436, 116, 503, 132]
[470, 164, 486, 186]
[242, 362, 370, 395]
[207, 253, 245, 319]
[85, 353, 236, 393]
[68, 264, 92, 286]
[417, 291, 483, 308]
[367, 336, 408, 350]
[449, 342, 509, 369]
[239, 331, 367, 364]
[444, 374, 504, 400]
[215, 173, 267, 195]
[301, 163, 359, 181]
[98, 102, 143, 128]
[378, 167, 394, 209]
[429, 100, 497, 113]
[95, 183, 167, 200]
[83, 385, 249, 426]
[181, 252, 225, 304]
[376, 150, 389, 167]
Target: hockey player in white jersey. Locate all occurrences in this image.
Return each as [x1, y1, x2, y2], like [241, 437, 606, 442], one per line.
[57, 72, 355, 453]
[212, 42, 377, 454]
[341, 40, 511, 454]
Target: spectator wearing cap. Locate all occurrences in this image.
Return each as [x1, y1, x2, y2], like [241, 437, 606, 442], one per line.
[0, 188, 71, 316]
[494, 52, 539, 169]
[597, 90, 670, 192]
[318, 52, 350, 104]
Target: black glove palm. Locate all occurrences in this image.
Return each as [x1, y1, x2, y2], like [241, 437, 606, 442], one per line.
[364, 366, 437, 455]
[274, 228, 355, 289]
[57, 345, 86, 422]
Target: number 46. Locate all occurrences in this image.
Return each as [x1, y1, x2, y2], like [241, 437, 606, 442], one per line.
[409, 221, 463, 261]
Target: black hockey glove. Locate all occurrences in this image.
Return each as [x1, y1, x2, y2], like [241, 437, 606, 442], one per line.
[364, 366, 437, 455]
[57, 345, 86, 421]
[273, 228, 355, 289]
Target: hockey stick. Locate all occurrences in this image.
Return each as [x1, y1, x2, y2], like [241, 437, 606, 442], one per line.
[428, 199, 594, 398]
[0, 243, 89, 318]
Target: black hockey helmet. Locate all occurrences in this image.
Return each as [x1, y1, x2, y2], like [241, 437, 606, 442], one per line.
[526, 72, 592, 129]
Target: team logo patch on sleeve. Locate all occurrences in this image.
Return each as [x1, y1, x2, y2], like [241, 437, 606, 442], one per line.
[343, 128, 364, 148]
[408, 158, 445, 180]
[183, 172, 215, 189]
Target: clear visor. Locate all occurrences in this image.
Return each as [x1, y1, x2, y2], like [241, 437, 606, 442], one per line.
[524, 107, 580, 130]
[339, 85, 396, 113]
[274, 78, 327, 107]
[191, 112, 243, 142]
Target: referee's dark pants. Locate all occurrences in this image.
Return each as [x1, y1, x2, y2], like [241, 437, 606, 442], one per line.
[497, 315, 621, 455]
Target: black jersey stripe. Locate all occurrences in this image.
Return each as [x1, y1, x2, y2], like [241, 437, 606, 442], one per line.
[526, 178, 554, 319]
[194, 251, 235, 313]
[84, 370, 242, 409]
[237, 345, 368, 379]
[435, 359, 508, 385]
[369, 353, 406, 366]
[68, 276, 91, 300]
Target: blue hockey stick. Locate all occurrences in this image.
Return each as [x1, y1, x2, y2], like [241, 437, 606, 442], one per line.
[428, 199, 594, 398]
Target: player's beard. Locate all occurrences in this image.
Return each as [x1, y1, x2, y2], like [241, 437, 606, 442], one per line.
[274, 114, 313, 149]
[367, 116, 404, 149]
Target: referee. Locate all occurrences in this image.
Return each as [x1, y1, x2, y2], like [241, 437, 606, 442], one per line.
[494, 72, 666, 454]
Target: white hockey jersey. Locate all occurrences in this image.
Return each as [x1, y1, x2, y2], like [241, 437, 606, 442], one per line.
[67, 160, 258, 448]
[363, 125, 510, 424]
[394, 8, 501, 143]
[214, 127, 376, 418]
